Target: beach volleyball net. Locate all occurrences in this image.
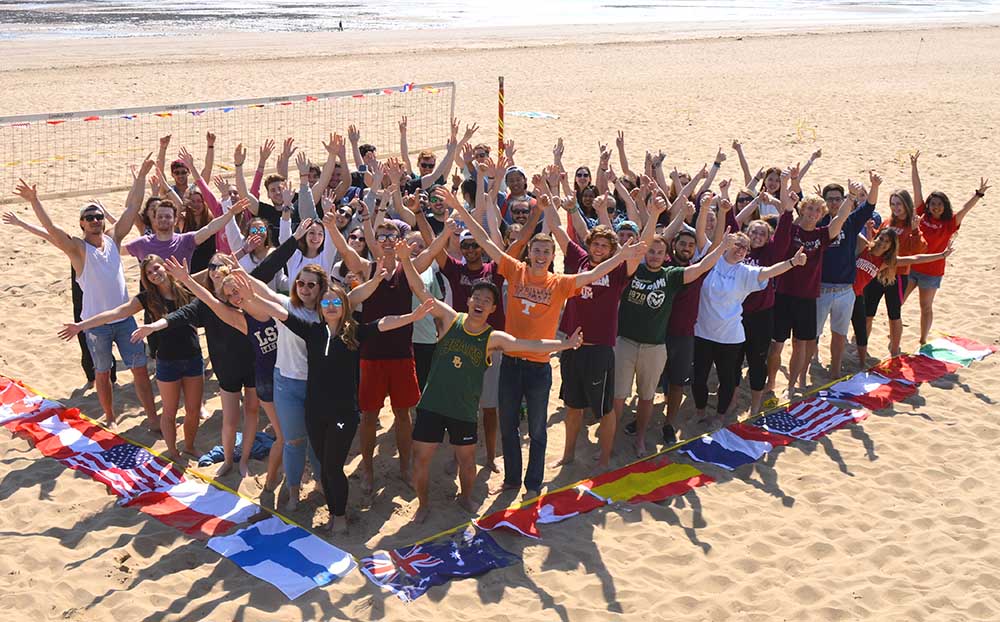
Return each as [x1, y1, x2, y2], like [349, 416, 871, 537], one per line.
[0, 81, 456, 204]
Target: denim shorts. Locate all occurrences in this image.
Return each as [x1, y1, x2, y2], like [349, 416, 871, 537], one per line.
[85, 318, 147, 373]
[155, 355, 204, 383]
[909, 270, 943, 290]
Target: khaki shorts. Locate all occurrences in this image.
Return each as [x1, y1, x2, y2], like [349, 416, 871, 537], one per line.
[614, 336, 668, 401]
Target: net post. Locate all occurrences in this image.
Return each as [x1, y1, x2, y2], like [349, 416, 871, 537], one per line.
[497, 76, 505, 157]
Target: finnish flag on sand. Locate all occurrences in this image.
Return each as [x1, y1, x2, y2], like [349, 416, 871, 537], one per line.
[207, 516, 356, 599]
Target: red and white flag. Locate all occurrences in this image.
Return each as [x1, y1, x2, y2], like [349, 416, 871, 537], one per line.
[127, 479, 260, 539]
[61, 442, 185, 503]
[753, 398, 868, 441]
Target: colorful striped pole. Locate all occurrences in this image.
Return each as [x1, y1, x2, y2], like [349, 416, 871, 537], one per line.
[498, 76, 505, 156]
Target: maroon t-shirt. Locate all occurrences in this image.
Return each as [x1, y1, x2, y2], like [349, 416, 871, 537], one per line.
[666, 264, 705, 338]
[441, 255, 506, 330]
[360, 262, 414, 360]
[743, 210, 793, 315]
[776, 224, 832, 299]
[558, 240, 629, 346]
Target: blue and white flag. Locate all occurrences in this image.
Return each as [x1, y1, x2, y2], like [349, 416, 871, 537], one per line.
[360, 526, 519, 602]
[678, 423, 793, 470]
[207, 516, 356, 600]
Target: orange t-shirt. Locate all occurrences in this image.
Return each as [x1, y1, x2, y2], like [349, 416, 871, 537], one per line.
[877, 219, 926, 276]
[498, 254, 579, 362]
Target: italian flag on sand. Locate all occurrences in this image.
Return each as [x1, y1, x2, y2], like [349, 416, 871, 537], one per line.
[919, 335, 998, 367]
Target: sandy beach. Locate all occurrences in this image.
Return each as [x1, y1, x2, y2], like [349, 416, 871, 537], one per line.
[1, 19, 999, 621]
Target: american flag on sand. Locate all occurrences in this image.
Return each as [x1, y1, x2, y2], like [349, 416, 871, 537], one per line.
[61, 442, 184, 503]
[752, 397, 868, 441]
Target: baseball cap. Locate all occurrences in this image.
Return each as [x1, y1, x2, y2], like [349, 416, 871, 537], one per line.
[616, 220, 639, 234]
[79, 202, 105, 218]
[505, 166, 527, 181]
[459, 230, 476, 243]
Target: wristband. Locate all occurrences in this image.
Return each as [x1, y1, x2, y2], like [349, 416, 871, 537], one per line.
[712, 161, 721, 168]
[975, 190, 985, 198]
[207, 146, 214, 150]
[567, 207, 580, 214]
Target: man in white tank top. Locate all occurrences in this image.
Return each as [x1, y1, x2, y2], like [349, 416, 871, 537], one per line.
[13, 162, 156, 427]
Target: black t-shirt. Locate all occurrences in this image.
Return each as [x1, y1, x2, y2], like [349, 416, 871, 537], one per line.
[256, 201, 299, 247]
[136, 291, 200, 361]
[164, 297, 254, 380]
[190, 236, 216, 274]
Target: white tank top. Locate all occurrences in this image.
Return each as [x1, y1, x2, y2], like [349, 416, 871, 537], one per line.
[76, 234, 130, 321]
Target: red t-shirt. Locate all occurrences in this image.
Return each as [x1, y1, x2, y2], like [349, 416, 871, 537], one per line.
[440, 255, 506, 330]
[776, 224, 832, 299]
[666, 259, 706, 338]
[360, 262, 413, 360]
[558, 240, 630, 346]
[853, 249, 885, 296]
[915, 203, 959, 277]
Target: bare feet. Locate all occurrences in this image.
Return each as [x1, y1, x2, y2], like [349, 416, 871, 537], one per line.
[400, 469, 413, 490]
[182, 445, 199, 459]
[145, 418, 161, 435]
[215, 461, 234, 478]
[456, 495, 476, 513]
[489, 482, 519, 496]
[550, 455, 574, 468]
[484, 458, 500, 474]
[328, 515, 349, 535]
[200, 407, 212, 420]
[165, 448, 182, 462]
[239, 460, 250, 479]
[412, 505, 430, 524]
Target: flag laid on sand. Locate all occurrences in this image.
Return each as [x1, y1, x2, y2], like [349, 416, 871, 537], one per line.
[360, 526, 518, 602]
[919, 336, 998, 367]
[475, 485, 606, 538]
[0, 376, 63, 425]
[678, 423, 793, 471]
[208, 516, 356, 600]
[873, 354, 959, 384]
[9, 410, 120, 457]
[819, 371, 918, 410]
[61, 442, 184, 503]
[476, 458, 712, 538]
[127, 479, 260, 539]
[583, 457, 712, 504]
[752, 398, 868, 441]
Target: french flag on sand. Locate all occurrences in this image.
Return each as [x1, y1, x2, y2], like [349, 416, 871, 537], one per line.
[678, 423, 793, 471]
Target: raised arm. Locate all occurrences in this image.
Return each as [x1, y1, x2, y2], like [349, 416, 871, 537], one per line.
[13, 180, 80, 265]
[294, 152, 319, 221]
[910, 150, 924, 208]
[681, 234, 732, 284]
[422, 121, 478, 190]
[955, 178, 990, 227]
[731, 139, 752, 186]
[827, 189, 857, 241]
[797, 148, 821, 182]
[232, 143, 261, 215]
[897, 240, 957, 267]
[398, 116, 413, 175]
[697, 149, 726, 196]
[323, 210, 370, 274]
[489, 326, 584, 356]
[631, 194, 667, 274]
[543, 195, 571, 255]
[276, 137, 296, 180]
[193, 198, 247, 246]
[574, 240, 647, 289]
[2, 210, 56, 244]
[58, 297, 142, 341]
[199, 131, 216, 180]
[757, 245, 807, 282]
[377, 297, 438, 333]
[231, 272, 289, 323]
[155, 134, 171, 194]
[346, 256, 387, 306]
[311, 134, 341, 201]
[251, 139, 275, 198]
[413, 219, 457, 273]
[165, 257, 247, 334]
[616, 131, 636, 182]
[434, 186, 508, 262]
[115, 153, 154, 244]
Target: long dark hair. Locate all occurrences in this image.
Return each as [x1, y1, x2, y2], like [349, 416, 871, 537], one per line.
[139, 255, 191, 319]
[925, 191, 953, 221]
[871, 229, 899, 285]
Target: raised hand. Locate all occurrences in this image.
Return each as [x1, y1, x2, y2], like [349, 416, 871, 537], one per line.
[279, 137, 297, 163]
[621, 240, 649, 260]
[398, 116, 408, 134]
[719, 178, 731, 194]
[909, 150, 921, 168]
[177, 147, 196, 173]
[731, 139, 743, 152]
[137, 152, 155, 178]
[348, 124, 361, 144]
[462, 122, 480, 142]
[243, 233, 263, 255]
[811, 147, 822, 160]
[412, 297, 436, 321]
[719, 198, 733, 213]
[295, 151, 310, 176]
[259, 138, 275, 163]
[649, 194, 668, 216]
[213, 175, 231, 197]
[503, 138, 516, 159]
[229, 197, 250, 216]
[13, 179, 38, 203]
[159, 134, 172, 151]
[205, 131, 216, 148]
[294, 217, 314, 239]
[977, 177, 991, 196]
[232, 272, 257, 307]
[322, 211, 337, 231]
[2, 211, 24, 227]
[163, 255, 190, 279]
[433, 185, 463, 211]
[616, 131, 626, 152]
[234, 143, 247, 167]
[450, 117, 460, 141]
[553, 138, 565, 164]
[321, 188, 336, 213]
[714, 147, 727, 163]
[386, 158, 404, 185]
[869, 170, 883, 188]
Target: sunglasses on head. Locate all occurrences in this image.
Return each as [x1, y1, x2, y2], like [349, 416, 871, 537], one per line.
[82, 213, 105, 222]
[296, 279, 319, 290]
[376, 233, 398, 242]
[320, 298, 343, 308]
[249, 226, 267, 235]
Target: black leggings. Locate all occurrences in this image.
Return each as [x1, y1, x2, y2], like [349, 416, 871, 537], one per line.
[693, 337, 744, 414]
[864, 274, 908, 321]
[305, 411, 358, 517]
[741, 307, 773, 392]
[852, 295, 869, 347]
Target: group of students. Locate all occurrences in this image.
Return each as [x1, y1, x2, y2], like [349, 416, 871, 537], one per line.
[5, 122, 988, 532]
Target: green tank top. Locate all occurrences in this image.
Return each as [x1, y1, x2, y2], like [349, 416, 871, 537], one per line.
[417, 313, 493, 422]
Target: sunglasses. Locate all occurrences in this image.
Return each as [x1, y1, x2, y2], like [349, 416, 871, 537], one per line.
[336, 208, 353, 216]
[320, 298, 343, 308]
[81, 213, 105, 222]
[208, 262, 225, 270]
[576, 172, 590, 178]
[348, 234, 364, 241]
[474, 152, 489, 158]
[419, 161, 435, 170]
[296, 279, 319, 290]
[511, 208, 530, 216]
[376, 233, 399, 242]
[248, 226, 267, 235]
[460, 242, 479, 250]
[736, 196, 753, 204]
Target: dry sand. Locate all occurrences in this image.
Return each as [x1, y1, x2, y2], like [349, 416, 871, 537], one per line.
[1, 21, 1000, 622]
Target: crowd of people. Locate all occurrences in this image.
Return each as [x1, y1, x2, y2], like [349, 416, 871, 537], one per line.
[4, 120, 988, 533]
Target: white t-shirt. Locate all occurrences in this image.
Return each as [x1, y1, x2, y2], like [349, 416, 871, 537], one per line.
[274, 294, 319, 381]
[694, 259, 767, 344]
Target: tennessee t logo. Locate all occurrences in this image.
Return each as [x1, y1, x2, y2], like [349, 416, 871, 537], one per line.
[520, 299, 537, 315]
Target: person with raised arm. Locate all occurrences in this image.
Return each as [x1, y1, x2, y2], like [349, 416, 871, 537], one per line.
[231, 266, 417, 534]
[404, 119, 478, 194]
[442, 186, 647, 499]
[60, 254, 202, 448]
[13, 166, 155, 427]
[396, 241, 584, 522]
[906, 151, 989, 344]
[693, 220, 807, 426]
[275, 152, 339, 283]
[810, 171, 882, 379]
[766, 177, 854, 401]
[323, 176, 448, 493]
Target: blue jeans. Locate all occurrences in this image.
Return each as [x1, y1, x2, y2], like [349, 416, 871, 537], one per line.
[85, 318, 147, 373]
[272, 369, 318, 489]
[498, 355, 552, 492]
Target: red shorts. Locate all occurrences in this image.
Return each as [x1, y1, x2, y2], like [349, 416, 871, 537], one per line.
[359, 358, 421, 412]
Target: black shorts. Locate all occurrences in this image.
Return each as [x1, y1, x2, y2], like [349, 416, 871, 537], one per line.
[559, 345, 614, 416]
[217, 369, 256, 393]
[864, 274, 908, 322]
[413, 342, 437, 389]
[773, 293, 818, 342]
[664, 334, 695, 387]
[412, 408, 477, 446]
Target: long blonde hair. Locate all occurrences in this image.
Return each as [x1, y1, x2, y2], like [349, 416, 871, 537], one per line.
[872, 229, 899, 285]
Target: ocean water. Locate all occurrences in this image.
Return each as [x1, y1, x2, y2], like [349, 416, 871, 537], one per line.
[1, 0, 999, 40]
